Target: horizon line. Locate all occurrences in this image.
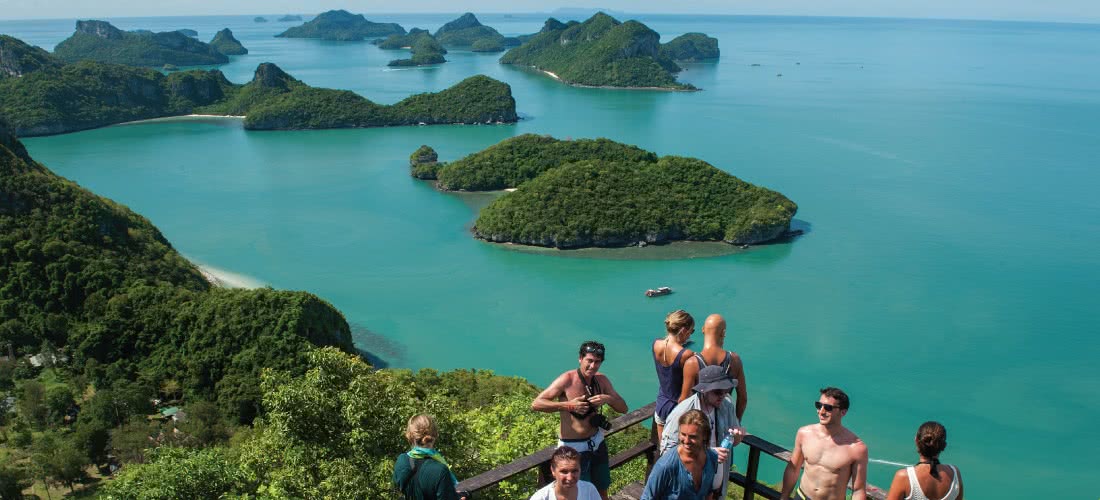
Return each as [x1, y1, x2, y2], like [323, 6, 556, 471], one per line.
[1, 12, 1099, 27]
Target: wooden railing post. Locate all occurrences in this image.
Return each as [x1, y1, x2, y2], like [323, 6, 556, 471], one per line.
[645, 419, 659, 480]
[745, 445, 761, 500]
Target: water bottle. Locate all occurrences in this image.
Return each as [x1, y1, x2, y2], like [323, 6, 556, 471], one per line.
[719, 430, 734, 451]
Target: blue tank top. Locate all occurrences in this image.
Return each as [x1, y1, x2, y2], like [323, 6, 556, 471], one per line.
[653, 339, 688, 420]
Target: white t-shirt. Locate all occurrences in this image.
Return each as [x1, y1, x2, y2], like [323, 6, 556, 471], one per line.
[529, 480, 601, 500]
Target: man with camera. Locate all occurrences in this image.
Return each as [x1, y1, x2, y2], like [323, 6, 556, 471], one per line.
[532, 340, 628, 500]
[659, 365, 745, 499]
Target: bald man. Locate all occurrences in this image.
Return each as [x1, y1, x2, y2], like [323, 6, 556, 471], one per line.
[680, 314, 747, 421]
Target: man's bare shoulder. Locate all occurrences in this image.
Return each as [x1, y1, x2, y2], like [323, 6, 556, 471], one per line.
[796, 424, 819, 435]
[595, 372, 614, 385]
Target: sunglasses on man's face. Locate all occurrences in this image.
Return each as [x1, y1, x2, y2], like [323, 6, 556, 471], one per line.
[814, 401, 843, 412]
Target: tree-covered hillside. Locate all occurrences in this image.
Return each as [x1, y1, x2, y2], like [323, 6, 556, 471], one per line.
[423, 135, 797, 248]
[0, 118, 356, 424]
[500, 13, 694, 90]
[209, 28, 248, 56]
[52, 20, 228, 67]
[276, 9, 405, 41]
[660, 33, 720, 61]
[382, 31, 448, 67]
[436, 134, 656, 191]
[0, 35, 62, 78]
[434, 13, 506, 51]
[0, 41, 518, 136]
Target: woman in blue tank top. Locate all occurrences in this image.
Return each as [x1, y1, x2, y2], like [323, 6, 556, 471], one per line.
[652, 309, 695, 437]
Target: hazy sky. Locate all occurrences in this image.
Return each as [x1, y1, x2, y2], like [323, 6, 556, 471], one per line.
[1, 0, 1098, 23]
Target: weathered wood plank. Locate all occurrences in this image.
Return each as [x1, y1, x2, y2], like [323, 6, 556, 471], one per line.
[610, 481, 645, 500]
[608, 439, 655, 470]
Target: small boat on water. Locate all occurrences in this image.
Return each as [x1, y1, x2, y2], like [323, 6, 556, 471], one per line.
[645, 286, 673, 297]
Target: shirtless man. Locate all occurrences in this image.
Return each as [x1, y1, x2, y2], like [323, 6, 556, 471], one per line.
[780, 387, 869, 500]
[532, 341, 628, 500]
[681, 314, 747, 422]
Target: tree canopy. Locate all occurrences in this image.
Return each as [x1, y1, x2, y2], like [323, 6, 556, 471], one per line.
[52, 20, 228, 67]
[276, 10, 405, 41]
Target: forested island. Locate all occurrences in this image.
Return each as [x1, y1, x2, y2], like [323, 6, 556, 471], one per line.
[52, 20, 228, 67]
[209, 28, 248, 56]
[378, 29, 448, 67]
[0, 36, 517, 135]
[660, 33, 720, 61]
[0, 118, 628, 498]
[421, 134, 797, 248]
[500, 13, 719, 90]
[434, 12, 514, 52]
[276, 9, 405, 41]
[277, 14, 303, 22]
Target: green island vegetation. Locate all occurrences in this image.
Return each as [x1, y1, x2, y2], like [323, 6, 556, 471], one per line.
[434, 12, 509, 52]
[660, 32, 721, 61]
[208, 28, 248, 56]
[175, 29, 198, 37]
[380, 30, 448, 67]
[253, 16, 268, 23]
[500, 13, 719, 90]
[275, 9, 405, 41]
[410, 145, 441, 179]
[52, 20, 228, 67]
[0, 120, 641, 497]
[424, 134, 797, 248]
[0, 39, 518, 136]
[277, 14, 303, 22]
[0, 35, 62, 78]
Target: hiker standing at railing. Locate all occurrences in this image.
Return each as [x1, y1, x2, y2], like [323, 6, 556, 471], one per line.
[780, 387, 868, 500]
[393, 414, 469, 500]
[885, 421, 964, 500]
[532, 340, 628, 500]
[681, 314, 748, 423]
[660, 364, 745, 499]
[652, 309, 696, 439]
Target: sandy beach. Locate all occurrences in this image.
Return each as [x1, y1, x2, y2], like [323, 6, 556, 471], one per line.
[194, 263, 265, 289]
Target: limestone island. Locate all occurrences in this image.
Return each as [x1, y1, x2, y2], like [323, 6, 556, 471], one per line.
[53, 20, 228, 67]
[278, 15, 303, 22]
[660, 33, 720, 62]
[434, 13, 514, 52]
[176, 29, 199, 37]
[0, 36, 517, 136]
[409, 145, 440, 179]
[210, 28, 248, 56]
[254, 16, 268, 23]
[500, 13, 720, 90]
[378, 30, 447, 67]
[420, 134, 797, 248]
[276, 9, 405, 41]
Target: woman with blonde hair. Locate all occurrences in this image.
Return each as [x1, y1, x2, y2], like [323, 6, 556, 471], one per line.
[886, 421, 964, 500]
[652, 309, 695, 437]
[393, 414, 467, 500]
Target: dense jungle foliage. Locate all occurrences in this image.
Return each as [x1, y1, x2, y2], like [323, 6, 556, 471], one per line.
[0, 35, 62, 78]
[0, 43, 517, 136]
[500, 13, 694, 90]
[473, 156, 797, 248]
[435, 133, 657, 191]
[434, 13, 506, 49]
[275, 9, 405, 41]
[52, 20, 228, 67]
[660, 33, 721, 61]
[385, 32, 448, 67]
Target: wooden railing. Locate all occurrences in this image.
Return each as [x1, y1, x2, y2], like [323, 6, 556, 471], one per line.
[456, 402, 887, 500]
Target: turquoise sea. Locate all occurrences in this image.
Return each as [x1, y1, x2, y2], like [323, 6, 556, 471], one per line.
[4, 13, 1099, 497]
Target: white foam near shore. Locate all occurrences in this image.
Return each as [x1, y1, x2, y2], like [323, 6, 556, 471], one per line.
[195, 263, 265, 289]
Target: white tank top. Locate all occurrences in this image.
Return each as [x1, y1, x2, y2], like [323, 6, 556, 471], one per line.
[905, 464, 959, 500]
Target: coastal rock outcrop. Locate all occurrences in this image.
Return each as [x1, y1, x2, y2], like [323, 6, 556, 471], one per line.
[276, 10, 405, 41]
[409, 145, 440, 179]
[434, 13, 506, 50]
[210, 28, 248, 55]
[53, 20, 228, 67]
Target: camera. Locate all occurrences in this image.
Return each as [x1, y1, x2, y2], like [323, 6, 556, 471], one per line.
[589, 412, 612, 431]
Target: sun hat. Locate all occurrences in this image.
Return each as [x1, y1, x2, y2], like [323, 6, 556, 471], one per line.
[693, 365, 738, 393]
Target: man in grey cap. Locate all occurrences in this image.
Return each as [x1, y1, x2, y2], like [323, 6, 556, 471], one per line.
[659, 364, 746, 498]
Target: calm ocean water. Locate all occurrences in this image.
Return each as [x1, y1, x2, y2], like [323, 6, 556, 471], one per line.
[5, 13, 1099, 497]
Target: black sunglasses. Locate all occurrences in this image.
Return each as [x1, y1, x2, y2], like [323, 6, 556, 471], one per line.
[583, 345, 605, 355]
[814, 401, 844, 412]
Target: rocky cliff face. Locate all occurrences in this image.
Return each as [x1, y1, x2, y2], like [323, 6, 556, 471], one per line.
[75, 20, 125, 39]
[251, 63, 297, 89]
[210, 28, 248, 55]
[436, 13, 482, 34]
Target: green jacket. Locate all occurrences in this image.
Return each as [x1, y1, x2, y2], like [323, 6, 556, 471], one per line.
[393, 453, 459, 500]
